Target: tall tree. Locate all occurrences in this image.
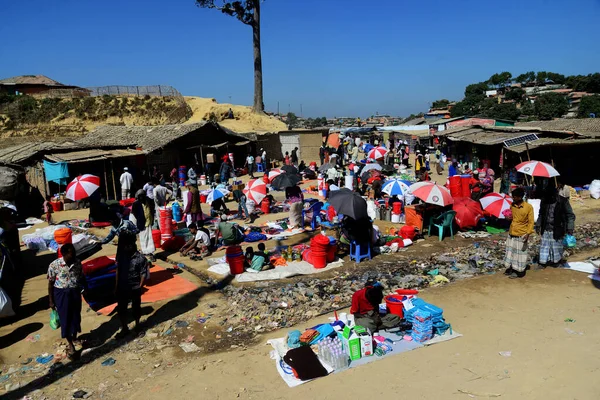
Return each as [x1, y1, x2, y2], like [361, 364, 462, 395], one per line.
[578, 95, 600, 117]
[534, 92, 569, 120]
[196, 1, 264, 113]
[431, 99, 450, 109]
[286, 112, 298, 129]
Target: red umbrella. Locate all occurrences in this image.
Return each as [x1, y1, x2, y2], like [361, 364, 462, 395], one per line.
[409, 181, 454, 206]
[479, 193, 513, 218]
[65, 174, 100, 201]
[243, 178, 267, 204]
[452, 197, 483, 229]
[367, 146, 388, 160]
[515, 160, 559, 178]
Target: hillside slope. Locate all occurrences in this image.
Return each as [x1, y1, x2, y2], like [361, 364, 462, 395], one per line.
[184, 96, 286, 133]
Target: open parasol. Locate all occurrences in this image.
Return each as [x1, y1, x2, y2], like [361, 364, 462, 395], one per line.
[479, 193, 513, 218]
[65, 174, 100, 201]
[271, 173, 301, 190]
[367, 146, 388, 161]
[452, 197, 483, 229]
[382, 177, 411, 197]
[243, 179, 267, 204]
[515, 160, 559, 178]
[206, 188, 229, 203]
[408, 181, 454, 207]
[328, 188, 368, 220]
[268, 168, 284, 183]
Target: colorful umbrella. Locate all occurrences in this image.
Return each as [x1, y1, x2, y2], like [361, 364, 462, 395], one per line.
[65, 174, 100, 201]
[382, 178, 411, 196]
[408, 181, 454, 207]
[452, 197, 483, 229]
[243, 179, 267, 204]
[367, 146, 388, 160]
[515, 160, 560, 178]
[206, 188, 229, 203]
[479, 193, 513, 218]
[329, 188, 368, 220]
[268, 168, 284, 183]
[361, 163, 382, 173]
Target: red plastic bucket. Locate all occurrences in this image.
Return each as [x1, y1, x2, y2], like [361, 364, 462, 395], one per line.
[226, 245, 245, 275]
[460, 175, 471, 198]
[392, 202, 402, 215]
[261, 200, 270, 214]
[200, 194, 208, 203]
[152, 229, 162, 247]
[384, 295, 405, 318]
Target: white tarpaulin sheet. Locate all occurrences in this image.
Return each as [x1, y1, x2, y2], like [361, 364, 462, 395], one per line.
[207, 259, 344, 282]
[268, 329, 462, 388]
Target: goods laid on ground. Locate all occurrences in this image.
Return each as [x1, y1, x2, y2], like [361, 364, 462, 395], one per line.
[268, 292, 459, 387]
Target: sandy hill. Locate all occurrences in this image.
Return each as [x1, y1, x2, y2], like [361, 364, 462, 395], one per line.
[184, 96, 286, 133]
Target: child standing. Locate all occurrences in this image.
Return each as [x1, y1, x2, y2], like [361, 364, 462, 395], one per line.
[43, 196, 53, 225]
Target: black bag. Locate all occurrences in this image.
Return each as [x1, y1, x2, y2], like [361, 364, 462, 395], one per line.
[283, 346, 328, 381]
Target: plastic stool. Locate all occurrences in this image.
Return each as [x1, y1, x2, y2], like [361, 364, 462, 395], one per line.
[349, 241, 371, 264]
[256, 163, 264, 173]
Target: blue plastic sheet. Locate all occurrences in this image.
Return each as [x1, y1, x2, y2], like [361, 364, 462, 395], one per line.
[43, 160, 69, 185]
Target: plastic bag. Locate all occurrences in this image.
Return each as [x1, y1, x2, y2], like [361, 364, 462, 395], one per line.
[590, 180, 600, 200]
[0, 286, 15, 318]
[563, 234, 577, 248]
[50, 309, 60, 330]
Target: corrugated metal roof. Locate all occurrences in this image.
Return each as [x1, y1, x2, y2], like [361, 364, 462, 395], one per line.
[516, 119, 600, 137]
[0, 142, 72, 164]
[45, 148, 145, 163]
[0, 75, 66, 86]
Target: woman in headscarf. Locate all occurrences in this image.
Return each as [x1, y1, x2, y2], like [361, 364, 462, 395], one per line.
[285, 184, 304, 229]
[131, 189, 156, 260]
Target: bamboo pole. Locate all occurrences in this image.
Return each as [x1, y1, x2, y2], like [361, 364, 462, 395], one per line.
[103, 160, 109, 199]
[519, 155, 531, 186]
[548, 147, 558, 186]
[110, 160, 117, 200]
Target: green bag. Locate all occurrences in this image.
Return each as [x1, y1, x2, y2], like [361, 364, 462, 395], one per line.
[50, 309, 60, 330]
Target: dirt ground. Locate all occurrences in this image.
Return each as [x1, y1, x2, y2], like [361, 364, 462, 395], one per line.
[1, 175, 599, 399]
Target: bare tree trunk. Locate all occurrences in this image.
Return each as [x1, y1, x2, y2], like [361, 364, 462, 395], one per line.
[252, 1, 264, 113]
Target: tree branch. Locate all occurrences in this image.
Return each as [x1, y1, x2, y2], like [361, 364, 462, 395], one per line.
[196, 0, 255, 26]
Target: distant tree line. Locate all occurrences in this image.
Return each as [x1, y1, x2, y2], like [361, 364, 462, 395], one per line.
[432, 70, 600, 121]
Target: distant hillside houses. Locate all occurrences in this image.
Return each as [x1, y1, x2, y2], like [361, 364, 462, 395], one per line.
[0, 75, 90, 98]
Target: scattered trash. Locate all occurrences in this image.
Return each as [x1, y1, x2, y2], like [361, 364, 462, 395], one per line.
[184, 335, 195, 343]
[179, 342, 201, 353]
[101, 357, 116, 366]
[175, 320, 189, 328]
[197, 318, 208, 324]
[565, 328, 584, 335]
[21, 358, 33, 365]
[26, 334, 41, 342]
[564, 318, 576, 323]
[36, 354, 54, 364]
[73, 390, 87, 399]
[0, 375, 10, 383]
[498, 351, 512, 357]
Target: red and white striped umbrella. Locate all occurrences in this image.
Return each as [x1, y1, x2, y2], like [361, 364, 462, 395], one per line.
[65, 174, 100, 201]
[408, 181, 454, 207]
[367, 146, 388, 160]
[268, 168, 284, 183]
[243, 178, 267, 204]
[515, 160, 560, 178]
[479, 193, 513, 218]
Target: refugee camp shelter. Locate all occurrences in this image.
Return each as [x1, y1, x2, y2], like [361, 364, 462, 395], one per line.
[278, 128, 330, 165]
[0, 75, 90, 98]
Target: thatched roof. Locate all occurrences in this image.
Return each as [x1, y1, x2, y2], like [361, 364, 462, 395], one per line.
[76, 122, 248, 153]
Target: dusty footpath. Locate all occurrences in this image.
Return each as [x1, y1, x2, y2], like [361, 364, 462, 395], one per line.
[1, 195, 599, 399]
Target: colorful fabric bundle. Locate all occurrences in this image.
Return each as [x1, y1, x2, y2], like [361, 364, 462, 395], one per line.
[411, 309, 433, 343]
[299, 329, 319, 344]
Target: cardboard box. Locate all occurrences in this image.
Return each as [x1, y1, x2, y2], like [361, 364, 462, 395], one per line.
[338, 326, 361, 361]
[354, 326, 373, 357]
[206, 153, 215, 163]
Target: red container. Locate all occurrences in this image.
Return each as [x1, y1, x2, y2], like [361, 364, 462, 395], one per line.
[261, 199, 270, 214]
[50, 201, 63, 212]
[200, 194, 208, 203]
[309, 235, 330, 268]
[226, 245, 245, 275]
[152, 229, 162, 248]
[392, 202, 402, 215]
[460, 175, 471, 198]
[395, 289, 419, 295]
[384, 295, 405, 318]
[448, 175, 462, 198]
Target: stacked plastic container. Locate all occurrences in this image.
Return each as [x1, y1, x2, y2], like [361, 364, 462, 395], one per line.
[318, 337, 349, 370]
[411, 309, 433, 343]
[159, 207, 173, 242]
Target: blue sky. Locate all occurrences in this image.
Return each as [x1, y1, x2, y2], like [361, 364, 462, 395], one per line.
[1, 0, 599, 117]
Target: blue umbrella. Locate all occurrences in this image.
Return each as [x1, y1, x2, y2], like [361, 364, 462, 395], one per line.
[206, 188, 229, 203]
[382, 178, 411, 196]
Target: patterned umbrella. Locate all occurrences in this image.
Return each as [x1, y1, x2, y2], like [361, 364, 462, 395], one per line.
[408, 181, 454, 206]
[206, 188, 229, 203]
[367, 146, 388, 160]
[479, 193, 513, 218]
[243, 179, 267, 204]
[382, 177, 411, 196]
[65, 174, 100, 201]
[515, 160, 560, 178]
[268, 168, 284, 183]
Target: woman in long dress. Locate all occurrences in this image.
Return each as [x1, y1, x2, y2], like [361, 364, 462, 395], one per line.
[131, 189, 156, 260]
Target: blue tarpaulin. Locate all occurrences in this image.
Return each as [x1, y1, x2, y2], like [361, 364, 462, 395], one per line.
[43, 160, 69, 185]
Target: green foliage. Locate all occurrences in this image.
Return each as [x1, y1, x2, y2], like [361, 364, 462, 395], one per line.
[431, 99, 450, 109]
[515, 71, 536, 84]
[464, 82, 489, 98]
[578, 95, 600, 117]
[520, 100, 535, 116]
[479, 99, 521, 121]
[547, 72, 566, 84]
[196, 0, 256, 25]
[505, 87, 525, 102]
[286, 112, 298, 129]
[564, 73, 600, 93]
[536, 71, 548, 84]
[534, 92, 569, 120]
[488, 72, 512, 87]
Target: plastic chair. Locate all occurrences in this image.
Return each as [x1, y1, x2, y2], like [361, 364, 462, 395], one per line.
[350, 241, 371, 264]
[256, 163, 264, 173]
[428, 210, 457, 241]
[302, 201, 323, 230]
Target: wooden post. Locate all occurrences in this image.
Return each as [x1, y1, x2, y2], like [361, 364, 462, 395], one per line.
[199, 146, 204, 171]
[110, 160, 117, 200]
[549, 147, 558, 186]
[519, 155, 531, 186]
[103, 160, 109, 199]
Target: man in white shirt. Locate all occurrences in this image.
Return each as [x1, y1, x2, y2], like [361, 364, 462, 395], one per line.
[261, 148, 267, 171]
[143, 180, 155, 201]
[245, 153, 255, 178]
[179, 222, 211, 258]
[153, 182, 172, 219]
[119, 167, 133, 200]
